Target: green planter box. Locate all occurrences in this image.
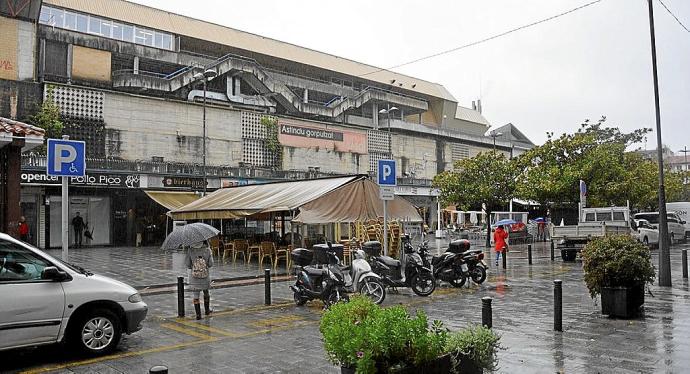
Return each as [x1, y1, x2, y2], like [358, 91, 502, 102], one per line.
[601, 284, 644, 318]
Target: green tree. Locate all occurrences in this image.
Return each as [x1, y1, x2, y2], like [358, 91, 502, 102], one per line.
[29, 88, 63, 150]
[260, 116, 281, 167]
[433, 151, 517, 247]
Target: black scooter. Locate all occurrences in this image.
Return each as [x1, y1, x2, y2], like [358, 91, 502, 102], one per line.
[419, 239, 486, 287]
[290, 246, 348, 307]
[367, 236, 435, 296]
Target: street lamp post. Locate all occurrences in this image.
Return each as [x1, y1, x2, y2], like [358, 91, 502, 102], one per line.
[193, 69, 218, 196]
[489, 130, 503, 153]
[378, 104, 398, 256]
[680, 146, 689, 199]
[647, 0, 671, 287]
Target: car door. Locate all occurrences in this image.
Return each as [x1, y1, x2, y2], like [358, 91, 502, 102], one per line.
[666, 215, 684, 239]
[0, 239, 66, 350]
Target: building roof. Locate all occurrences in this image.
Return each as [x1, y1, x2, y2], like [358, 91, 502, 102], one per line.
[489, 123, 535, 147]
[455, 105, 490, 126]
[667, 155, 690, 165]
[0, 117, 45, 136]
[45, 0, 457, 102]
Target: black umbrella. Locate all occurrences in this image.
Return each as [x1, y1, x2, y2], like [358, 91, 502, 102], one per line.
[161, 222, 219, 250]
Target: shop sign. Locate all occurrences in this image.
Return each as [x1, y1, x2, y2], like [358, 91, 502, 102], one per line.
[221, 178, 249, 188]
[278, 119, 367, 154]
[281, 124, 344, 141]
[21, 171, 141, 188]
[162, 176, 207, 189]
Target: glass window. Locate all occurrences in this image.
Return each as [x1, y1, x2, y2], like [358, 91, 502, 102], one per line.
[50, 7, 64, 28]
[162, 34, 172, 50]
[76, 14, 88, 32]
[596, 212, 612, 222]
[134, 28, 147, 44]
[100, 20, 112, 37]
[585, 213, 595, 222]
[144, 31, 154, 46]
[112, 22, 123, 40]
[155, 32, 164, 49]
[122, 25, 134, 42]
[613, 212, 625, 221]
[88, 16, 100, 34]
[39, 7, 51, 23]
[64, 11, 76, 30]
[0, 241, 51, 282]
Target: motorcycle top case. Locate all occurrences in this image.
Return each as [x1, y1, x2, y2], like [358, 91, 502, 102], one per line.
[291, 248, 314, 267]
[448, 239, 471, 254]
[362, 241, 382, 256]
[312, 244, 344, 264]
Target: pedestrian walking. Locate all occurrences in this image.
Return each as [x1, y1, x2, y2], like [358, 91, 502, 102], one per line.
[72, 212, 85, 248]
[18, 216, 29, 243]
[185, 240, 214, 320]
[494, 225, 509, 266]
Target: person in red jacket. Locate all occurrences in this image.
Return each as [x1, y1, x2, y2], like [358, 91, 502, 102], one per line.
[18, 216, 29, 242]
[494, 225, 509, 266]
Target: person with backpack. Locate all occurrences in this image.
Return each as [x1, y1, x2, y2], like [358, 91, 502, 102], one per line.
[185, 240, 214, 320]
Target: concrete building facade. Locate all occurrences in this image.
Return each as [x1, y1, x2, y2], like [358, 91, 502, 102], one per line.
[1, 0, 534, 247]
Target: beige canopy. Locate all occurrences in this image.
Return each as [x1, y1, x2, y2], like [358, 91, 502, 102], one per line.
[169, 175, 422, 223]
[145, 191, 201, 211]
[293, 178, 422, 223]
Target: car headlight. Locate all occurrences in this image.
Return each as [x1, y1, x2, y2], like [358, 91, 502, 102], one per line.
[128, 293, 142, 303]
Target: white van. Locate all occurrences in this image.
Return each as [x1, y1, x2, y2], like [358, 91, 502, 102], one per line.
[667, 202, 690, 239]
[0, 233, 147, 354]
[633, 212, 686, 244]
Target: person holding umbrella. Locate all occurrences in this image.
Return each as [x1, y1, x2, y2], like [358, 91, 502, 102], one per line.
[185, 240, 214, 320]
[494, 225, 509, 266]
[161, 222, 220, 320]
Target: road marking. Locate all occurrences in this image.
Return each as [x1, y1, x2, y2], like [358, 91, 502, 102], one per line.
[159, 322, 216, 340]
[173, 318, 243, 337]
[250, 314, 303, 328]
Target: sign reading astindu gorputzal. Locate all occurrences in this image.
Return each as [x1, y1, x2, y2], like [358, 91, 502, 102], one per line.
[280, 124, 344, 141]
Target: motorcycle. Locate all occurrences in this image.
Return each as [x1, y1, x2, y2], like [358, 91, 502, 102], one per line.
[418, 239, 487, 287]
[290, 246, 348, 307]
[367, 237, 436, 297]
[342, 247, 386, 304]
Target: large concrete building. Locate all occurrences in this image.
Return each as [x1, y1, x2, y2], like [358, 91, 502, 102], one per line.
[1, 0, 533, 248]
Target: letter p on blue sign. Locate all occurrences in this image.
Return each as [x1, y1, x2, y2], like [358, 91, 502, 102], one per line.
[47, 139, 86, 177]
[377, 159, 396, 186]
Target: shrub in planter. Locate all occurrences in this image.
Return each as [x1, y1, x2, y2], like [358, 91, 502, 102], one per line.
[581, 235, 655, 317]
[445, 325, 501, 373]
[320, 296, 501, 373]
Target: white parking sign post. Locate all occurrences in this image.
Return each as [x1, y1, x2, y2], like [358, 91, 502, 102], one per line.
[378, 160, 396, 256]
[47, 136, 86, 261]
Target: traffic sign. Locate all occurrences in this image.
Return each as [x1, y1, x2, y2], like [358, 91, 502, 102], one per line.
[377, 159, 396, 186]
[379, 186, 395, 200]
[47, 139, 86, 177]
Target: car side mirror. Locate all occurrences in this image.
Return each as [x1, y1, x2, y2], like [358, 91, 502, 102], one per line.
[42, 266, 67, 281]
[682, 220, 687, 225]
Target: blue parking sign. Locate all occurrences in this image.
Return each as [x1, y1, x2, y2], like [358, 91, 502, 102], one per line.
[47, 139, 86, 177]
[377, 159, 396, 186]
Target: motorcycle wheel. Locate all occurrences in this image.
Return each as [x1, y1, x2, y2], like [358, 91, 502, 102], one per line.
[360, 278, 386, 305]
[324, 289, 349, 308]
[449, 271, 467, 288]
[411, 272, 436, 297]
[470, 266, 487, 284]
[293, 291, 307, 306]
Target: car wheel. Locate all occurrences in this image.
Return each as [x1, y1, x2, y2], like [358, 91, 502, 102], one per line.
[69, 308, 122, 355]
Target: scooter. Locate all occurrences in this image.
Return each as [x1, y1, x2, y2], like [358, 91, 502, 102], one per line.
[290, 247, 348, 307]
[367, 236, 436, 297]
[419, 239, 487, 287]
[342, 248, 386, 304]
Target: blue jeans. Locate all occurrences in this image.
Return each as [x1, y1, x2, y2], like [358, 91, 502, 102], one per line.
[495, 251, 502, 264]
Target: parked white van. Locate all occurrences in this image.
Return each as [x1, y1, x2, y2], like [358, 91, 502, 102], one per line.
[0, 233, 147, 355]
[667, 202, 690, 239]
[633, 212, 686, 244]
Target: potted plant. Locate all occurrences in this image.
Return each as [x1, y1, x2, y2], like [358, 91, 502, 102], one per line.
[581, 235, 655, 318]
[445, 325, 502, 374]
[320, 296, 501, 373]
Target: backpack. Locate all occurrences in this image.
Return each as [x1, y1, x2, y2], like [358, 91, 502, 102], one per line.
[191, 256, 209, 279]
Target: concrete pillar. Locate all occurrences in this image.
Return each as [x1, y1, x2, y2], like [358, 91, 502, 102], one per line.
[303, 88, 308, 104]
[39, 39, 46, 82]
[133, 56, 140, 75]
[234, 76, 241, 96]
[4, 141, 24, 237]
[372, 102, 379, 129]
[418, 113, 422, 124]
[66, 44, 73, 83]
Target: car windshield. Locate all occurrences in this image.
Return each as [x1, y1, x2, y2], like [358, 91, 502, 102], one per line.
[635, 213, 659, 224]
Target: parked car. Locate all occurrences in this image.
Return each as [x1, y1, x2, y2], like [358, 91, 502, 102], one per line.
[666, 202, 690, 239]
[633, 212, 686, 244]
[0, 233, 147, 355]
[633, 219, 659, 247]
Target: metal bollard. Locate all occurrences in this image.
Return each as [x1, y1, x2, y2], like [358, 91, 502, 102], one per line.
[264, 268, 271, 306]
[682, 249, 688, 279]
[554, 280, 562, 332]
[550, 241, 555, 261]
[177, 276, 185, 318]
[528, 244, 533, 265]
[149, 366, 168, 374]
[502, 249, 507, 269]
[481, 297, 493, 329]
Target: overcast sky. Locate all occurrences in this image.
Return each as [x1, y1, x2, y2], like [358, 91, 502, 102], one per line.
[134, 0, 689, 152]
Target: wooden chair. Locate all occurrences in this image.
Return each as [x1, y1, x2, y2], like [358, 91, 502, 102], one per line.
[221, 240, 233, 263]
[259, 241, 275, 267]
[232, 239, 249, 263]
[274, 244, 291, 270]
[209, 237, 221, 258]
[246, 242, 262, 264]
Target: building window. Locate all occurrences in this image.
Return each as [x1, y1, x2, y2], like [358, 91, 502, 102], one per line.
[39, 5, 175, 51]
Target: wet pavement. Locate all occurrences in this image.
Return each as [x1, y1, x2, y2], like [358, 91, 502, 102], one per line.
[6, 242, 690, 373]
